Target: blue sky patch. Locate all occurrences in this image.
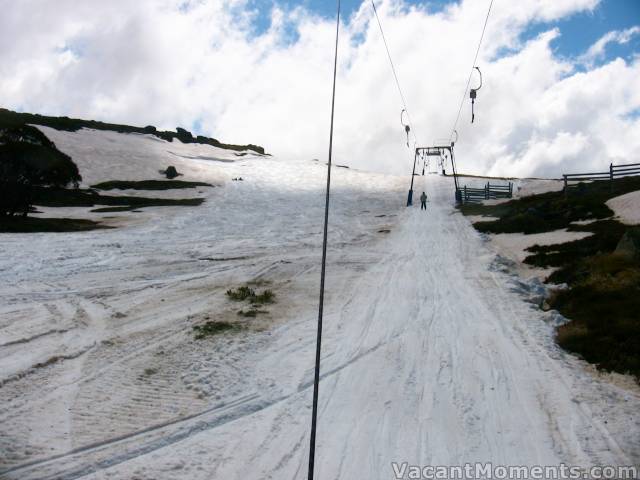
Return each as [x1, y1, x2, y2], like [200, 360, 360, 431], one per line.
[242, 0, 639, 65]
[520, 0, 640, 62]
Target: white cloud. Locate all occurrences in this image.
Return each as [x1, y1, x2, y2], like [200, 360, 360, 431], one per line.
[1, 0, 638, 178]
[488, 131, 590, 178]
[579, 26, 640, 66]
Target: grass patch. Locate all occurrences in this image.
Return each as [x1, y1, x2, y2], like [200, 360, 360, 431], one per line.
[226, 286, 276, 304]
[237, 308, 269, 317]
[91, 180, 213, 190]
[551, 253, 640, 378]
[459, 202, 513, 219]
[226, 285, 276, 320]
[527, 223, 640, 380]
[226, 286, 256, 301]
[253, 290, 275, 304]
[193, 321, 239, 339]
[31, 186, 204, 210]
[0, 216, 110, 233]
[524, 220, 626, 275]
[462, 176, 640, 380]
[461, 176, 640, 235]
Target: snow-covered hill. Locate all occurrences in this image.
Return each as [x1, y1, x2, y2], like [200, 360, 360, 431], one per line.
[0, 129, 638, 479]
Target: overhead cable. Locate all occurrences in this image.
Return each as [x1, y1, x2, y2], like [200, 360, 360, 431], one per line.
[371, 0, 419, 145]
[448, 0, 494, 141]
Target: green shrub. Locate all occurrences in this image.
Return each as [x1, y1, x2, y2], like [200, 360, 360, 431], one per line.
[226, 286, 256, 301]
[193, 321, 238, 339]
[252, 290, 275, 304]
[226, 286, 276, 304]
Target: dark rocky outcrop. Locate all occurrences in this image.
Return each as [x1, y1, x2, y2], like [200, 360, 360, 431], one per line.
[0, 108, 267, 155]
[615, 227, 640, 260]
[0, 125, 81, 217]
[163, 166, 180, 179]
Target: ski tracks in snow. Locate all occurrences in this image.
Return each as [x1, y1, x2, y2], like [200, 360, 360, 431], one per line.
[57, 176, 639, 479]
[1, 143, 638, 479]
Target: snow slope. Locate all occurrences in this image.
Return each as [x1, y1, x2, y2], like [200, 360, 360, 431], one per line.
[1, 130, 638, 479]
[482, 229, 593, 281]
[607, 190, 640, 225]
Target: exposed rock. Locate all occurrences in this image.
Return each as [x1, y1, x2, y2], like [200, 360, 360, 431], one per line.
[176, 127, 193, 142]
[614, 227, 640, 260]
[163, 166, 180, 179]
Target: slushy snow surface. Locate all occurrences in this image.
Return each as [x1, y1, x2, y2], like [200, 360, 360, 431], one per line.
[0, 129, 638, 479]
[607, 190, 640, 225]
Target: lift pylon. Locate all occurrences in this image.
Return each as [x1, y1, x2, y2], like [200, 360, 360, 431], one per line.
[407, 143, 460, 206]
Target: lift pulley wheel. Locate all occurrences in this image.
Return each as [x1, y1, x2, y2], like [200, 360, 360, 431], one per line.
[400, 109, 411, 147]
[470, 66, 482, 123]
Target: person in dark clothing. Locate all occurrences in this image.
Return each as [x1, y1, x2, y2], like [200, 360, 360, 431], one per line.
[420, 191, 427, 210]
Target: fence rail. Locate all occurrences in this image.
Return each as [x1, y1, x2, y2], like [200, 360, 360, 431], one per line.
[457, 182, 513, 204]
[563, 162, 640, 196]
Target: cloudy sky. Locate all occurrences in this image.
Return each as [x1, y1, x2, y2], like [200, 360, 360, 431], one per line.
[1, 0, 639, 177]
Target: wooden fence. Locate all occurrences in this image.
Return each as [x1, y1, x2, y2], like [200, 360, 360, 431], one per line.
[563, 162, 640, 196]
[457, 182, 513, 204]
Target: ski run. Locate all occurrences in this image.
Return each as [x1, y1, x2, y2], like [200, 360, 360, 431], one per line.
[1, 128, 639, 479]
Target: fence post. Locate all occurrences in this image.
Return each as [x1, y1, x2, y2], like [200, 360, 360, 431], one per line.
[563, 175, 568, 199]
[464, 185, 467, 203]
[610, 163, 614, 193]
[509, 182, 513, 197]
[485, 182, 489, 200]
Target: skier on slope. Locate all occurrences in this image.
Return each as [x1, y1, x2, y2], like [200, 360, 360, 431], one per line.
[420, 191, 427, 210]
